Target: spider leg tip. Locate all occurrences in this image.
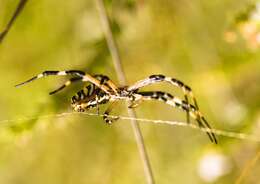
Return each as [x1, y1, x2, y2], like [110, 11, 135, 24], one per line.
[14, 83, 23, 88]
[49, 89, 61, 95]
[15, 81, 28, 88]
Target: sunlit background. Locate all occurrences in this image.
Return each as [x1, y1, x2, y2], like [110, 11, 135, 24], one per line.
[0, 0, 260, 183]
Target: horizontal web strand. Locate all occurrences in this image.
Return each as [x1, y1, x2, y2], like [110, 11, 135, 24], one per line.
[0, 112, 259, 142]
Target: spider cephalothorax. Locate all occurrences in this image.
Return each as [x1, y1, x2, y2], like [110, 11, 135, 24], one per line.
[16, 70, 217, 144]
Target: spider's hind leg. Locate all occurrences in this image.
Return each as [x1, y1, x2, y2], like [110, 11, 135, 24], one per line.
[137, 91, 217, 144]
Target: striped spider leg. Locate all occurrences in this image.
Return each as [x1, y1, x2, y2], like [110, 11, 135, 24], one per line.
[127, 74, 200, 124]
[48, 74, 118, 95]
[15, 70, 119, 95]
[0, 0, 28, 43]
[136, 91, 217, 144]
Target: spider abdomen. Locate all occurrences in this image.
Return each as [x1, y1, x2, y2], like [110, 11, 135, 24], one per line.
[71, 87, 110, 112]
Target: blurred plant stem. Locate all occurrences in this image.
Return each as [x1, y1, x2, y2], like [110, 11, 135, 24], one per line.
[235, 150, 260, 184]
[0, 0, 28, 43]
[95, 0, 155, 183]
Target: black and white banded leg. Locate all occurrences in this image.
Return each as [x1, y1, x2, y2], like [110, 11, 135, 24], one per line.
[137, 91, 217, 144]
[15, 70, 119, 95]
[48, 74, 116, 95]
[128, 75, 201, 124]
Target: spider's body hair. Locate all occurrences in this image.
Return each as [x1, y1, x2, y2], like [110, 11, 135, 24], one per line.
[16, 70, 217, 143]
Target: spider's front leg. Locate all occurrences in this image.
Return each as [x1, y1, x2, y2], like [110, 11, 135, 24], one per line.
[137, 91, 217, 144]
[49, 74, 118, 96]
[15, 70, 118, 95]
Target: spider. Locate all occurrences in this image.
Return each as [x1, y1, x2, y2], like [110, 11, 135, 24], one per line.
[15, 70, 217, 144]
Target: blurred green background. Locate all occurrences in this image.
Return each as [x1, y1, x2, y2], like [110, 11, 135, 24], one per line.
[0, 0, 260, 183]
